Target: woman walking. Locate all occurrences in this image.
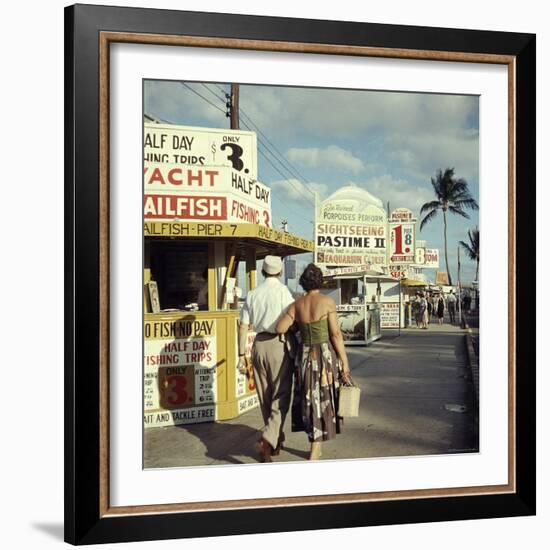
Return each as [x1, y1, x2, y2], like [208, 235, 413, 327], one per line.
[276, 263, 351, 460]
[436, 294, 445, 325]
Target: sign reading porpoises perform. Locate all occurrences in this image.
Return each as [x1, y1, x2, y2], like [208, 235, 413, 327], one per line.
[315, 186, 387, 267]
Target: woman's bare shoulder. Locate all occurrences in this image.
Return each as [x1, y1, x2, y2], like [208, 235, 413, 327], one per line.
[318, 293, 337, 309]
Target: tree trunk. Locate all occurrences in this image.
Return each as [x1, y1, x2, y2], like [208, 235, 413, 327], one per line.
[443, 210, 452, 285]
[475, 258, 479, 281]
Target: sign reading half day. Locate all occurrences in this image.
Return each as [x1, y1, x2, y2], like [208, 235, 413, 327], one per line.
[143, 164, 272, 226]
[143, 318, 218, 428]
[389, 208, 416, 265]
[315, 187, 387, 267]
[144, 123, 258, 179]
[144, 123, 272, 226]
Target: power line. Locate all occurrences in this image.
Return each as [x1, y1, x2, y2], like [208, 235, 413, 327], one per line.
[206, 83, 314, 193]
[179, 82, 315, 204]
[239, 109, 313, 187]
[199, 83, 226, 103]
[240, 119, 314, 205]
[178, 82, 226, 116]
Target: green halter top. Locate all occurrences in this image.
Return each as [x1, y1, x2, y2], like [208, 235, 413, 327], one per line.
[299, 318, 330, 345]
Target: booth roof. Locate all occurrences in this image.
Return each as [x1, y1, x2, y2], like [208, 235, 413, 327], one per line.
[143, 221, 314, 258]
[401, 278, 428, 287]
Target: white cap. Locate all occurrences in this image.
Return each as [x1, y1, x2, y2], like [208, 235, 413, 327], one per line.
[262, 255, 282, 275]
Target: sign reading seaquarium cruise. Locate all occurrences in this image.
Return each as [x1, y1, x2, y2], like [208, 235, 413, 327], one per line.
[143, 123, 272, 226]
[315, 186, 387, 267]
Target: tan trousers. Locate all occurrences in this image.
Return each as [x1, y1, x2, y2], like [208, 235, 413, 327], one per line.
[252, 333, 292, 450]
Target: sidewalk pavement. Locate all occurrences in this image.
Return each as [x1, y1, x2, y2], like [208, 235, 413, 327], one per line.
[144, 319, 478, 468]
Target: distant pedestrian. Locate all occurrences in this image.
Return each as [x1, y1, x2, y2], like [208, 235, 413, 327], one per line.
[413, 292, 422, 327]
[447, 290, 457, 324]
[419, 292, 428, 329]
[436, 295, 445, 325]
[464, 293, 472, 313]
[427, 295, 434, 324]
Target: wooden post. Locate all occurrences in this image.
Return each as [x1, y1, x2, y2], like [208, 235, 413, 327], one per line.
[230, 83, 239, 129]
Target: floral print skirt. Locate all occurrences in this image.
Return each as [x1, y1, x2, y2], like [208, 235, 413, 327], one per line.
[291, 342, 343, 442]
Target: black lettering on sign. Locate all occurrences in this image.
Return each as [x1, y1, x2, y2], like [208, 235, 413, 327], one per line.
[221, 143, 245, 172]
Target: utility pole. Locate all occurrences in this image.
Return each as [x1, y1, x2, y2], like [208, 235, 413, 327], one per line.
[281, 220, 289, 285]
[457, 244, 462, 325]
[226, 83, 240, 129]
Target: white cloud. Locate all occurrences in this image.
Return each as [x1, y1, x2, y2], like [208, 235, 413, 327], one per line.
[240, 86, 478, 139]
[349, 175, 434, 218]
[270, 178, 328, 205]
[387, 129, 479, 183]
[286, 145, 364, 173]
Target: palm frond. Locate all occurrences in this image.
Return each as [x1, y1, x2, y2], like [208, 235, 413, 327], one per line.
[448, 205, 470, 219]
[454, 197, 479, 210]
[420, 200, 440, 214]
[459, 240, 477, 261]
[419, 207, 438, 231]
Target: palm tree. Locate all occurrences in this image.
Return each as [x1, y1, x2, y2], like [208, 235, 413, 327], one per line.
[459, 227, 480, 281]
[420, 168, 478, 286]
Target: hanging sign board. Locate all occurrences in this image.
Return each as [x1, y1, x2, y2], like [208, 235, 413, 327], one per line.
[143, 164, 272, 226]
[315, 189, 387, 267]
[144, 123, 271, 226]
[143, 318, 217, 427]
[415, 246, 439, 268]
[389, 208, 416, 265]
[144, 122, 258, 179]
[380, 302, 401, 328]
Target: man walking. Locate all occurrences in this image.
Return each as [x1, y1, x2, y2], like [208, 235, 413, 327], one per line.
[237, 255, 294, 462]
[447, 290, 457, 324]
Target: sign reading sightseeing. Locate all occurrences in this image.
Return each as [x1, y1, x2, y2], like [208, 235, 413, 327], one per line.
[315, 186, 387, 268]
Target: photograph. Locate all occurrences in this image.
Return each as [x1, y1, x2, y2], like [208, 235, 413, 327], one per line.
[60, 3, 537, 544]
[142, 80, 481, 467]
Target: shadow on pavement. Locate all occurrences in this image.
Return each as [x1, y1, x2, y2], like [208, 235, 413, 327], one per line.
[176, 421, 261, 464]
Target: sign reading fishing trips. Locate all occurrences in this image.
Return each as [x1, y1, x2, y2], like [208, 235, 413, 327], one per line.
[144, 123, 258, 179]
[143, 123, 271, 226]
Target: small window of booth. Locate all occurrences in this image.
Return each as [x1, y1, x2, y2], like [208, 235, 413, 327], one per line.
[143, 221, 314, 428]
[323, 269, 397, 346]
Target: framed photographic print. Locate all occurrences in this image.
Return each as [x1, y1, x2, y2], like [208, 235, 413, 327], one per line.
[65, 3, 536, 545]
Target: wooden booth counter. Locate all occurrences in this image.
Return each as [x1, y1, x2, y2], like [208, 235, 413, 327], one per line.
[143, 221, 313, 428]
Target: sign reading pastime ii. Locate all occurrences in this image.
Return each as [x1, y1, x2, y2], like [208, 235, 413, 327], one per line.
[315, 186, 387, 267]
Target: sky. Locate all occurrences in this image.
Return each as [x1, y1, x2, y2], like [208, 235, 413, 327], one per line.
[144, 80, 480, 285]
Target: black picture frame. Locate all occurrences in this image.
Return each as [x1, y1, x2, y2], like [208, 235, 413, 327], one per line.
[65, 3, 536, 545]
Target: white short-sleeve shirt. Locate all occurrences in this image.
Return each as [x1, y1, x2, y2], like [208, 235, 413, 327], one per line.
[240, 277, 294, 334]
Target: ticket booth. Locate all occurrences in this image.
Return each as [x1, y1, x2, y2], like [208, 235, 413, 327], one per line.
[143, 221, 314, 428]
[322, 268, 387, 346]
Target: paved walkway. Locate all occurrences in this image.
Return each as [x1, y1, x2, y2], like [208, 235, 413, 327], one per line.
[144, 321, 478, 468]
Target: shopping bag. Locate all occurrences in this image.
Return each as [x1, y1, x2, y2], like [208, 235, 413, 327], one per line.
[338, 377, 361, 417]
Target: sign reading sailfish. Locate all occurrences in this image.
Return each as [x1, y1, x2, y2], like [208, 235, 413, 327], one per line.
[143, 123, 271, 226]
[315, 185, 387, 268]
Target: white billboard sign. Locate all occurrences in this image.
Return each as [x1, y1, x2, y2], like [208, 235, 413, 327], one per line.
[414, 247, 440, 268]
[389, 208, 416, 265]
[315, 194, 387, 267]
[144, 123, 258, 179]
